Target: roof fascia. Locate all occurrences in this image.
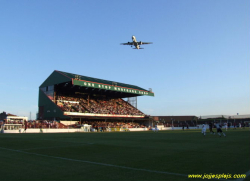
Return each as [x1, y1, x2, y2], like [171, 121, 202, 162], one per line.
[39, 70, 72, 88]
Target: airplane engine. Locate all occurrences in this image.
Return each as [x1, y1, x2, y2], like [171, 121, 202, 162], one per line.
[139, 41, 142, 45]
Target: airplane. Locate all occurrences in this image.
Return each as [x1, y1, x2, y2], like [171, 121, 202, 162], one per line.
[120, 36, 153, 49]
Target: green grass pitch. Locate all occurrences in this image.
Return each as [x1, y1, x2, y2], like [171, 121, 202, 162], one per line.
[0, 129, 249, 181]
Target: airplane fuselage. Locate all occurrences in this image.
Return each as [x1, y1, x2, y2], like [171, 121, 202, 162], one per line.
[132, 36, 140, 49]
[132, 36, 137, 42]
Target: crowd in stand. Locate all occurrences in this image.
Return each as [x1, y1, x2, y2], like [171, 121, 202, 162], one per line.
[162, 121, 196, 128]
[81, 120, 146, 130]
[0, 119, 146, 130]
[23, 120, 67, 129]
[161, 120, 250, 128]
[56, 95, 144, 116]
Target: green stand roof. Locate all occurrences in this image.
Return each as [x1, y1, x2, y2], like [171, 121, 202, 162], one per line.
[40, 70, 154, 97]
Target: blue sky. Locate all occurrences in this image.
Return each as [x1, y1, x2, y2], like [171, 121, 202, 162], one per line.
[0, 0, 249, 119]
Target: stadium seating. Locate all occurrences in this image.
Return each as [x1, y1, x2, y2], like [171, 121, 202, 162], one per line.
[56, 95, 145, 116]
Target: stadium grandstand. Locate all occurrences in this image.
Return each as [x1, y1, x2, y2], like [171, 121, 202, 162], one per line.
[38, 70, 154, 127]
[153, 116, 198, 127]
[152, 115, 250, 128]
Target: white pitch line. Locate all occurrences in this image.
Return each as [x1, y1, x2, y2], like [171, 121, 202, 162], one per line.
[0, 146, 187, 177]
[20, 143, 94, 151]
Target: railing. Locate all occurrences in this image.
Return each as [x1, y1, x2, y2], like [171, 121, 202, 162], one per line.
[2, 124, 23, 130]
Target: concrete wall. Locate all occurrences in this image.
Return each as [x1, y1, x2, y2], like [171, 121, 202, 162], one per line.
[2, 128, 82, 133]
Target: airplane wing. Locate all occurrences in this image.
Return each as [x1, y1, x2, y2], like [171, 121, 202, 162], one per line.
[140, 42, 153, 45]
[120, 42, 133, 45]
